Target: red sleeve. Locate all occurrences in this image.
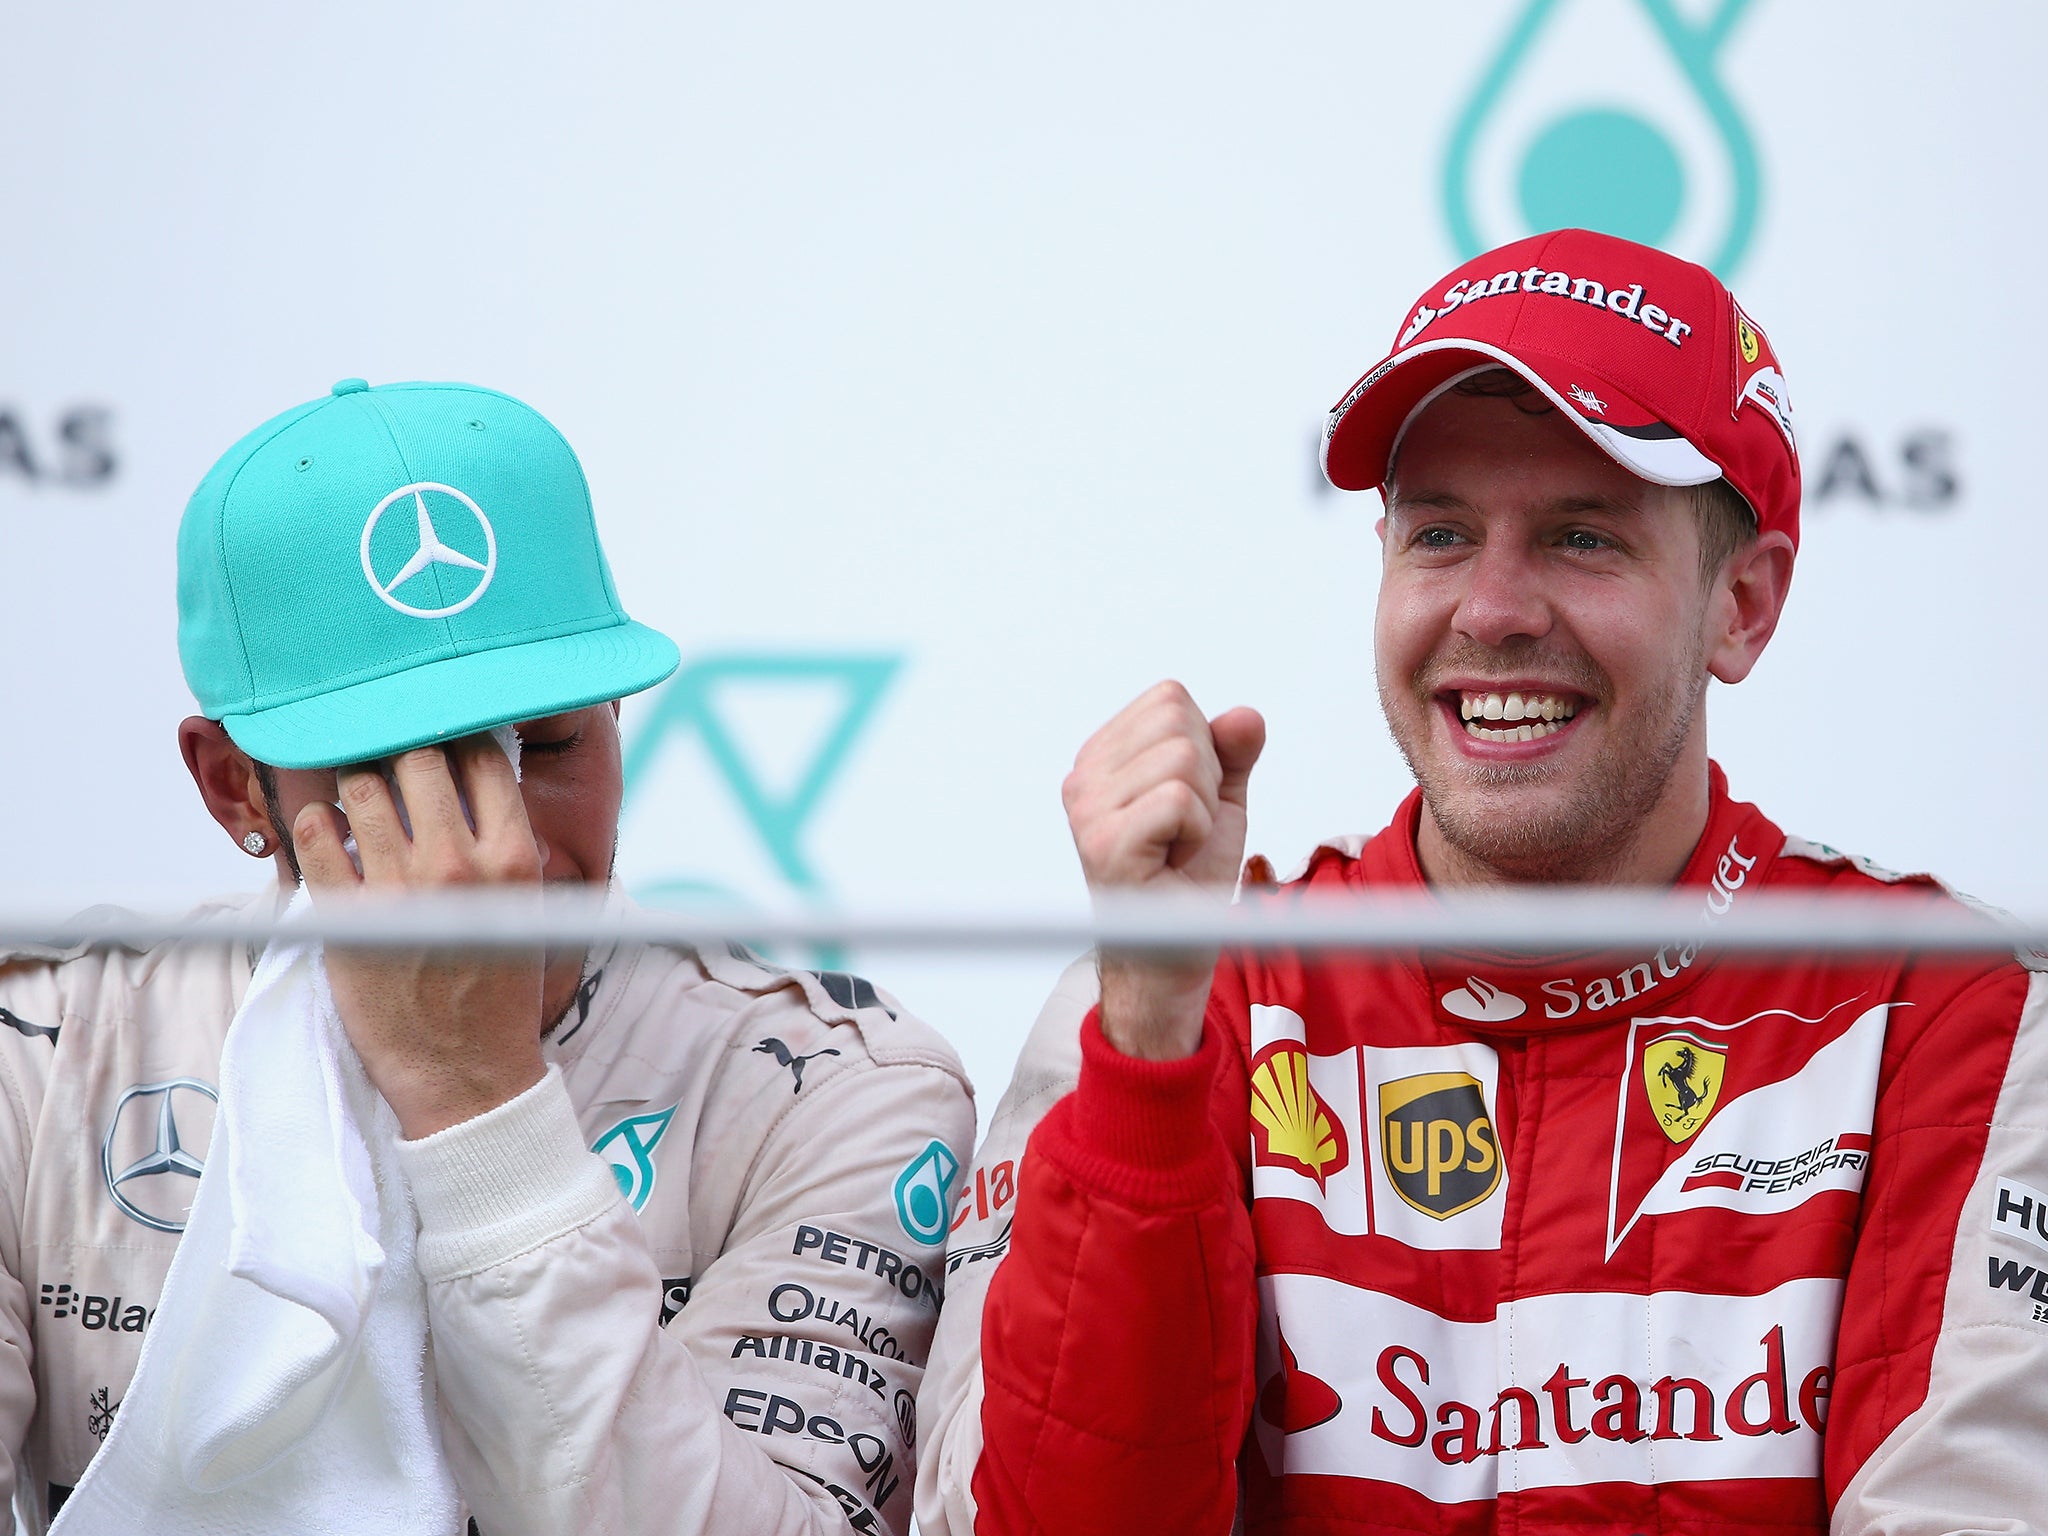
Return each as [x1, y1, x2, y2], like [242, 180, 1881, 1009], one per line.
[972, 996, 1256, 1536]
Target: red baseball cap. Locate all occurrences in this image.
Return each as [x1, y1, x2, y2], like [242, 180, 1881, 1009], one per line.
[1321, 228, 1801, 548]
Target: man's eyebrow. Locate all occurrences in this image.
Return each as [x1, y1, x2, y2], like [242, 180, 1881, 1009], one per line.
[1384, 489, 1474, 515]
[1388, 490, 1648, 518]
[1539, 492, 1646, 517]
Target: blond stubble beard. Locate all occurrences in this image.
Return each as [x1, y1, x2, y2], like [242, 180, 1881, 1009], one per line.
[1381, 633, 1708, 884]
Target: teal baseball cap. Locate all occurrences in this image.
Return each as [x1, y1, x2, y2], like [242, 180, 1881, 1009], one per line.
[177, 378, 680, 770]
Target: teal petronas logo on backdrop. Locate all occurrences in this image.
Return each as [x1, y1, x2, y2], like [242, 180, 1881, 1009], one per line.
[1444, 0, 1762, 277]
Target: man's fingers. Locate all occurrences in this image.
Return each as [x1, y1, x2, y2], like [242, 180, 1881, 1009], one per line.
[336, 764, 411, 876]
[293, 802, 361, 892]
[1083, 732, 1222, 823]
[1121, 778, 1216, 876]
[451, 734, 541, 880]
[1072, 681, 1209, 778]
[388, 746, 471, 851]
[1209, 706, 1266, 807]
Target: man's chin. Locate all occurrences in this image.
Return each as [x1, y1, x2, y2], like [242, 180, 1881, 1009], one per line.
[540, 952, 590, 1039]
[1418, 768, 1623, 881]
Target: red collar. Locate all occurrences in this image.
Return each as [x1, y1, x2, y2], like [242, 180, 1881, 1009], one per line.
[1298, 764, 1786, 1035]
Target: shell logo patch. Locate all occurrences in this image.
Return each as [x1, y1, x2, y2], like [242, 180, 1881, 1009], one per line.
[1250, 1043, 1349, 1190]
[1379, 1071, 1501, 1220]
[1643, 1033, 1725, 1143]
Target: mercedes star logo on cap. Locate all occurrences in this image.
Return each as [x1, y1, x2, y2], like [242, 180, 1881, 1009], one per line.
[360, 481, 498, 618]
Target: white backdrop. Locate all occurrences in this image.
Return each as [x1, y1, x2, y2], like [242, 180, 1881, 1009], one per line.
[3, 0, 2042, 1120]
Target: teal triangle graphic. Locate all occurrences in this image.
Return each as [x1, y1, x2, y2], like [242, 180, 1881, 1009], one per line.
[621, 653, 903, 969]
[622, 653, 901, 895]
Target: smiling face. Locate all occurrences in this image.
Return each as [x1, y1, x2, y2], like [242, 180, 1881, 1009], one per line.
[1375, 383, 1750, 885]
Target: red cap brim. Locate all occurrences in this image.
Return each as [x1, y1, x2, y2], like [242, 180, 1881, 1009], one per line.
[1322, 337, 1722, 494]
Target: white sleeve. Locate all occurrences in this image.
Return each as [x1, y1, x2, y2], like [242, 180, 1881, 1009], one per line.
[400, 1059, 972, 1536]
[0, 970, 54, 1525]
[1831, 969, 2048, 1535]
[913, 956, 1094, 1536]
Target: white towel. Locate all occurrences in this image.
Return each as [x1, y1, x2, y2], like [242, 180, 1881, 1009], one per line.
[54, 729, 522, 1535]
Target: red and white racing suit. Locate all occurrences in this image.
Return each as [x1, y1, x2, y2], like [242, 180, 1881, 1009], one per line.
[934, 767, 2048, 1535]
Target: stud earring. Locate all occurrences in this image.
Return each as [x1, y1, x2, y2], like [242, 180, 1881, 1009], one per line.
[242, 830, 269, 855]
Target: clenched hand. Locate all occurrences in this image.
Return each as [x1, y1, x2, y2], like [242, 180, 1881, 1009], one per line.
[1062, 681, 1265, 1060]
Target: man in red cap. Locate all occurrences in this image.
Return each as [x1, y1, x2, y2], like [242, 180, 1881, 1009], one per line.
[915, 231, 2048, 1534]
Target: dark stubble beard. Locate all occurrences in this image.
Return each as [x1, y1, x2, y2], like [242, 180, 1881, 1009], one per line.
[1381, 632, 1707, 883]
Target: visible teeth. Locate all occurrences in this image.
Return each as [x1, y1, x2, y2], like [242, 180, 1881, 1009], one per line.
[1457, 690, 1580, 726]
[1461, 717, 1568, 743]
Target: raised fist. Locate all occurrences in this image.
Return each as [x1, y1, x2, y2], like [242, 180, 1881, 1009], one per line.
[1061, 682, 1265, 1059]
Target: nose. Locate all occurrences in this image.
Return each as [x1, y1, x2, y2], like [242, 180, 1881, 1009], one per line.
[518, 787, 559, 877]
[1451, 539, 1553, 650]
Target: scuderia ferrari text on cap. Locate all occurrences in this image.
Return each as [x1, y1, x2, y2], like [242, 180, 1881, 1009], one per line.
[1321, 228, 1802, 548]
[176, 378, 680, 770]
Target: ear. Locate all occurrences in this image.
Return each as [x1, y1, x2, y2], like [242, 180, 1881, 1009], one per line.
[1706, 531, 1796, 685]
[178, 717, 274, 856]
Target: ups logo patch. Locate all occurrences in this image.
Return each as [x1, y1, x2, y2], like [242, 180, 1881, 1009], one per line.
[1379, 1071, 1501, 1220]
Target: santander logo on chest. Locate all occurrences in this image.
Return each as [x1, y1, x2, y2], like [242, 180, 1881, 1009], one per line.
[1434, 825, 1765, 1030]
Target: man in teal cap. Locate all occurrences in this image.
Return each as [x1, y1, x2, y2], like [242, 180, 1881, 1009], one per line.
[0, 379, 971, 1534]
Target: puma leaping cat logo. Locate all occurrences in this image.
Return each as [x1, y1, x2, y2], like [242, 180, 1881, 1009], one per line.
[754, 1037, 842, 1094]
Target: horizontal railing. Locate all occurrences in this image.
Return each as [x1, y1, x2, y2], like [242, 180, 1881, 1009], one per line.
[0, 888, 2036, 958]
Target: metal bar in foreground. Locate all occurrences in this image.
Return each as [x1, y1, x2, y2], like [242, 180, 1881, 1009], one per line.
[0, 888, 2036, 958]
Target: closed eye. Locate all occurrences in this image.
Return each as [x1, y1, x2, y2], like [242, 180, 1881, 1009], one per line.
[521, 730, 583, 757]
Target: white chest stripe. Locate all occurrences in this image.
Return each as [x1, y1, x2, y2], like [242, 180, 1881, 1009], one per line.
[1254, 1273, 1841, 1502]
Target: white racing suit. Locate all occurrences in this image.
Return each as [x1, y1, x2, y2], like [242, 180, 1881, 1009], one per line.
[0, 891, 973, 1535]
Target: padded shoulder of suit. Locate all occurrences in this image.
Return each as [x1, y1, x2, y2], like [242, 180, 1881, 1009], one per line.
[1777, 832, 2044, 974]
[1275, 835, 1372, 888]
[690, 943, 967, 1079]
[1774, 833, 1951, 892]
[0, 894, 263, 1021]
